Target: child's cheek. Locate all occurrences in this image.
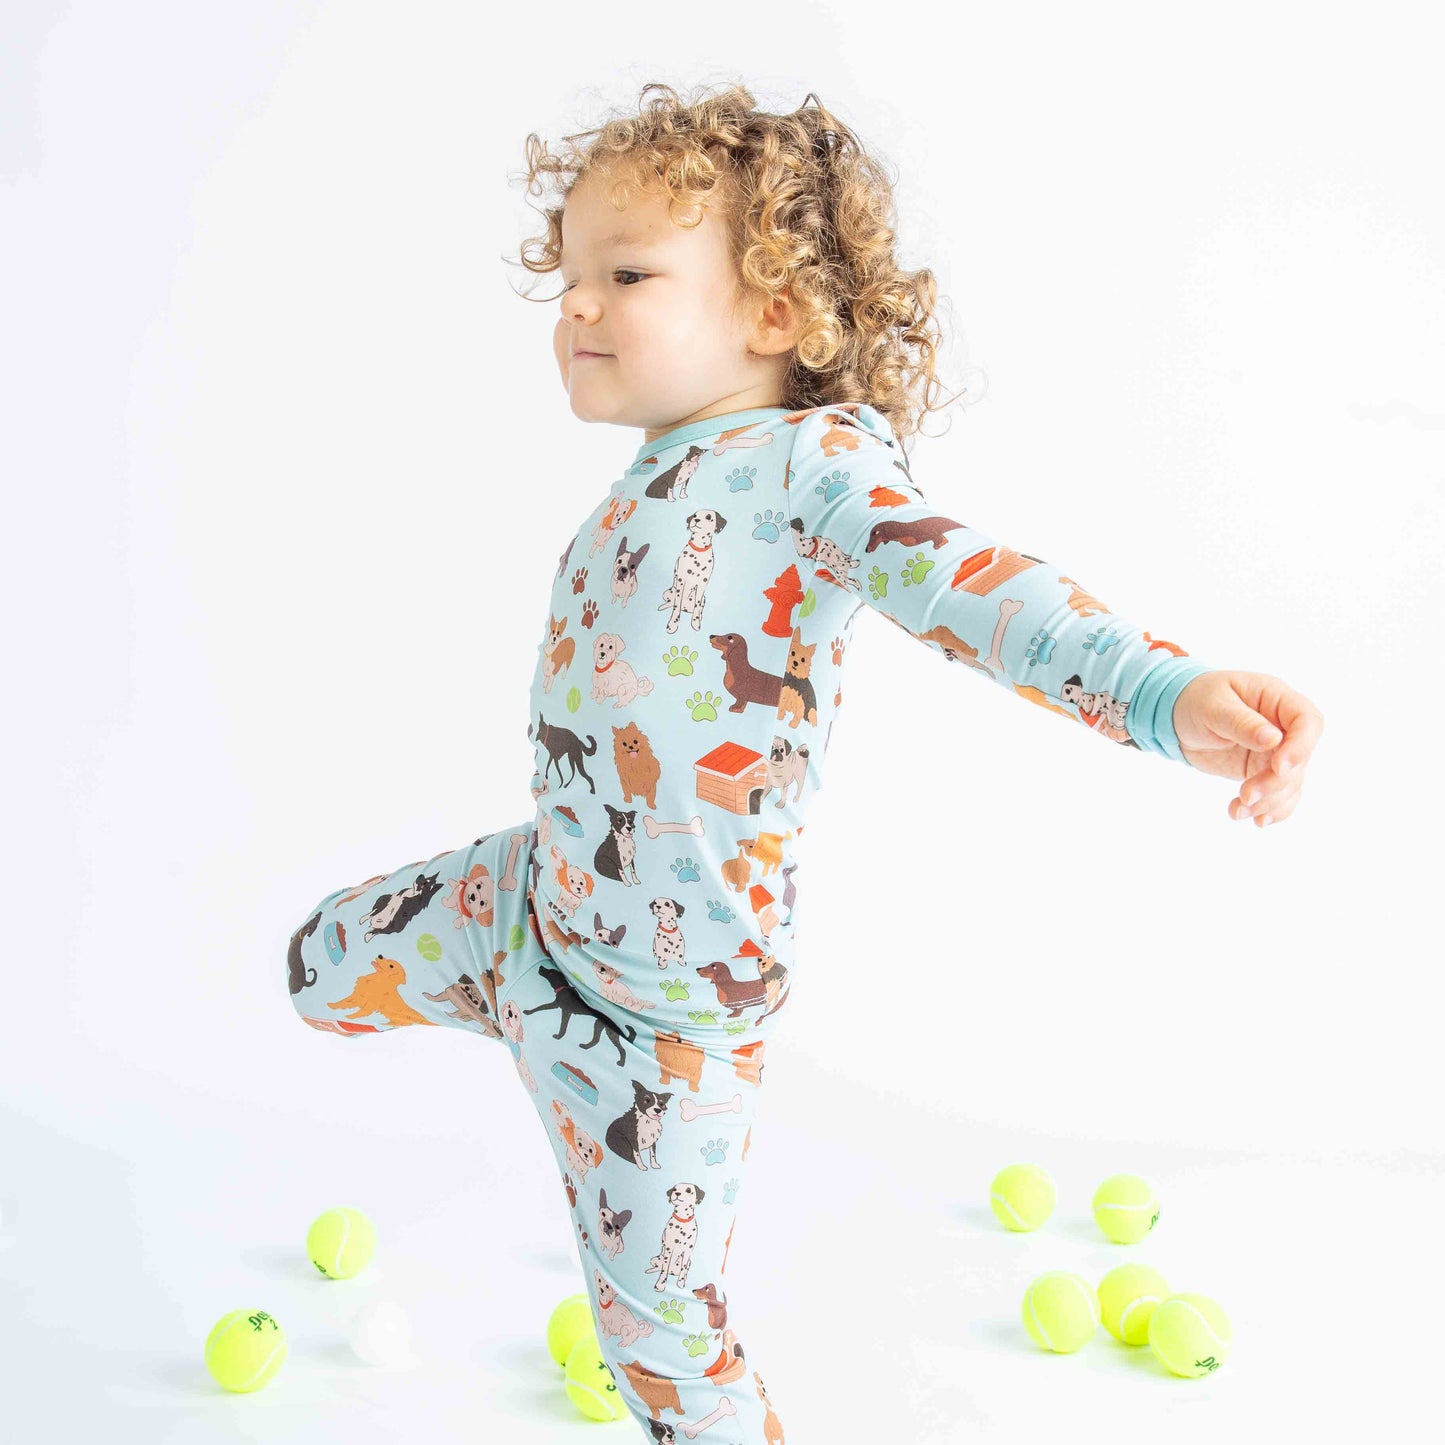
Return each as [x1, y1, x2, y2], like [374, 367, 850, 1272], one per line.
[553, 319, 571, 386]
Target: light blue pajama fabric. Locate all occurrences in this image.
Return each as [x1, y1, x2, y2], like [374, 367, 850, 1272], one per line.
[286, 401, 1211, 1441]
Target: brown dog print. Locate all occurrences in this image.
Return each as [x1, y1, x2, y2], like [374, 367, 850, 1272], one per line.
[329, 954, 435, 1029]
[613, 720, 662, 808]
[709, 632, 784, 714]
[541, 612, 576, 693]
[775, 628, 818, 728]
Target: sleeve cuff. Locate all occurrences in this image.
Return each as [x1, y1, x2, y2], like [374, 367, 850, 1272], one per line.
[1125, 657, 1216, 763]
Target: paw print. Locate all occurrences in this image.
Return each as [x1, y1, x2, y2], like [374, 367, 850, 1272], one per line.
[653, 1299, 687, 1326]
[660, 978, 691, 1002]
[813, 468, 850, 504]
[830, 634, 846, 666]
[723, 1018, 749, 1036]
[751, 508, 786, 542]
[683, 1331, 713, 1358]
[1083, 625, 1120, 657]
[901, 551, 934, 586]
[867, 566, 889, 600]
[685, 690, 721, 721]
[571, 566, 588, 595]
[687, 1008, 721, 1027]
[1025, 628, 1056, 666]
[723, 1177, 741, 1206]
[663, 644, 697, 676]
[565, 685, 582, 714]
[706, 898, 735, 923]
[726, 465, 757, 493]
[670, 856, 701, 884]
[581, 598, 599, 627]
[700, 1138, 730, 1166]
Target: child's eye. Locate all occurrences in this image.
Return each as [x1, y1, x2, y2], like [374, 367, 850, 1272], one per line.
[559, 270, 647, 295]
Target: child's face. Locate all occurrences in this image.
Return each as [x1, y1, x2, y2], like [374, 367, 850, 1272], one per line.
[552, 168, 794, 443]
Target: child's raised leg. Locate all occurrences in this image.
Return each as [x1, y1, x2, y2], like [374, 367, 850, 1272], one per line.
[285, 822, 540, 1046]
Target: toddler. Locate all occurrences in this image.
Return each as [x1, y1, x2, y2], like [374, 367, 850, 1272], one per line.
[285, 83, 1322, 1443]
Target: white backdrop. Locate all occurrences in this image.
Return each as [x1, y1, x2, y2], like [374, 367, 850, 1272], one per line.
[5, 2, 1441, 1441]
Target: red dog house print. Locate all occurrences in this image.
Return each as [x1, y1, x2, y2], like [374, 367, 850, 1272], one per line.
[694, 741, 769, 815]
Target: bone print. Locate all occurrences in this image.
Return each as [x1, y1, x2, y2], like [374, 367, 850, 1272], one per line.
[677, 1094, 746, 1123]
[682, 1395, 739, 1438]
[641, 814, 706, 839]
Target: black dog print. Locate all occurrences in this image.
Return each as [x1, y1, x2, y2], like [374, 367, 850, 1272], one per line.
[605, 1079, 672, 1171]
[358, 871, 442, 942]
[520, 964, 637, 1068]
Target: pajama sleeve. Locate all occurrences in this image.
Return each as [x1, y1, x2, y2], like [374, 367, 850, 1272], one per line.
[785, 403, 1215, 764]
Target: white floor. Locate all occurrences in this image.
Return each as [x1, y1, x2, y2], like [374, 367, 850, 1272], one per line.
[4, 1045, 1438, 1444]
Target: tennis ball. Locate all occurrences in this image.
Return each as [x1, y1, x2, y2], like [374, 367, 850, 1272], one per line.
[546, 1293, 595, 1367]
[306, 1206, 377, 1280]
[989, 1163, 1056, 1232]
[204, 1308, 288, 1392]
[1091, 1173, 1160, 1244]
[1097, 1263, 1171, 1345]
[1149, 1293, 1233, 1377]
[1021, 1271, 1100, 1353]
[563, 1333, 628, 1421]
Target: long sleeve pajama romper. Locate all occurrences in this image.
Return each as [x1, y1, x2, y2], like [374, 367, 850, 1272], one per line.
[285, 400, 1212, 1442]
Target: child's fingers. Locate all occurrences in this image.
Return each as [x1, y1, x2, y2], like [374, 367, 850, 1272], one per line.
[1268, 693, 1325, 777]
[1230, 772, 1302, 824]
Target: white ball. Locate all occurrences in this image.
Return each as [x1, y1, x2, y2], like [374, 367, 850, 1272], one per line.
[348, 1300, 415, 1367]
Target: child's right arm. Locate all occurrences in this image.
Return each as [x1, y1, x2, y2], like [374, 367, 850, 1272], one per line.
[786, 403, 1214, 764]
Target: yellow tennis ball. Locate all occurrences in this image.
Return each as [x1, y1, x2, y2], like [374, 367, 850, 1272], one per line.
[306, 1206, 377, 1280]
[1097, 1263, 1171, 1345]
[1091, 1173, 1160, 1244]
[204, 1308, 288, 1392]
[546, 1293, 595, 1367]
[563, 1333, 628, 1421]
[989, 1163, 1056, 1232]
[1149, 1293, 1233, 1377]
[1021, 1271, 1100, 1353]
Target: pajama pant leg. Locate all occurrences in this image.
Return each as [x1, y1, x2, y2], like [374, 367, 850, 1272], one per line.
[287, 824, 788, 1443]
[510, 971, 784, 1443]
[285, 823, 538, 1046]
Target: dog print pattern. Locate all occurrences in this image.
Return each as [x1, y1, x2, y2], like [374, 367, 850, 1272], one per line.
[287, 401, 1212, 1442]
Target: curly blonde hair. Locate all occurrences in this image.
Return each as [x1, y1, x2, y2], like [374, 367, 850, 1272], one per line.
[506, 81, 977, 454]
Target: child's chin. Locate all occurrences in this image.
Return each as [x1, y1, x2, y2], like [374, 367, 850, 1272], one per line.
[566, 387, 611, 419]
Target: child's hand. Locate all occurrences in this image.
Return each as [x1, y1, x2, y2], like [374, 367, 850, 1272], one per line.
[1172, 670, 1325, 827]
